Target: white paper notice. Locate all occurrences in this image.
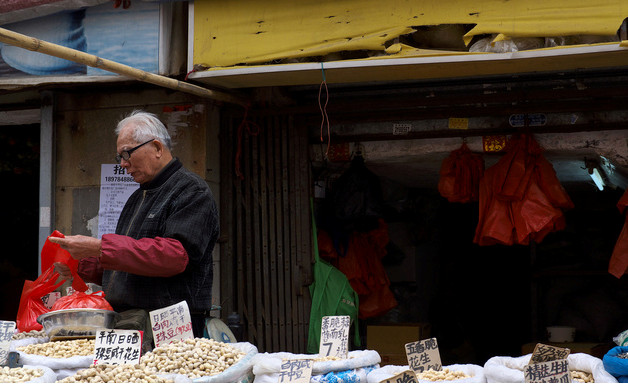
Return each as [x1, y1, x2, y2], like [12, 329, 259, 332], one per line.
[149, 301, 194, 347]
[98, 164, 138, 238]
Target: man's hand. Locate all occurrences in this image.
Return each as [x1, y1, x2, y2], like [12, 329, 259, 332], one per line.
[48, 235, 102, 261]
[53, 262, 73, 280]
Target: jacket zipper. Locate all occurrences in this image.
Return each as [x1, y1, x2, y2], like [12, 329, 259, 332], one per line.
[107, 190, 147, 294]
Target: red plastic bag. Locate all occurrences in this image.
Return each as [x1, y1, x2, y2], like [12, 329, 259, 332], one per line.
[51, 291, 113, 311]
[16, 266, 65, 332]
[41, 230, 88, 292]
[438, 143, 484, 203]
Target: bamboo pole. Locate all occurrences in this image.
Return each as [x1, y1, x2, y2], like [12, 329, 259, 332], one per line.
[0, 26, 248, 106]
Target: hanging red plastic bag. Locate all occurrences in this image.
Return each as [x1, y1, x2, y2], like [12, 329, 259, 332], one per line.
[51, 291, 113, 311]
[438, 143, 484, 203]
[16, 266, 65, 332]
[41, 230, 88, 292]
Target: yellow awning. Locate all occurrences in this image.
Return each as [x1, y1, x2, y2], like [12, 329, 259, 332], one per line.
[193, 0, 628, 68]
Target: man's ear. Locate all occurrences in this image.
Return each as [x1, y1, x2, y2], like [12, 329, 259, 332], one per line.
[153, 140, 164, 158]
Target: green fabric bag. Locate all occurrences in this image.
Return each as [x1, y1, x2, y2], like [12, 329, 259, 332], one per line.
[307, 199, 361, 353]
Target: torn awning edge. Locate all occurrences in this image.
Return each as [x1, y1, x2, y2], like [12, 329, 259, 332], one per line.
[188, 42, 628, 89]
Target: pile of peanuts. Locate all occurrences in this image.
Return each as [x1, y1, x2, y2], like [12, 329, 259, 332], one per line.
[17, 338, 95, 358]
[59, 364, 174, 383]
[0, 367, 44, 382]
[139, 338, 245, 379]
[11, 330, 47, 340]
[415, 368, 471, 382]
[572, 370, 594, 383]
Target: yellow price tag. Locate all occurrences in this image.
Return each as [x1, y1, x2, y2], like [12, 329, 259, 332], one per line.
[448, 118, 468, 130]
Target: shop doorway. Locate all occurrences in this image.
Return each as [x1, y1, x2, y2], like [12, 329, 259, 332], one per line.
[0, 124, 40, 321]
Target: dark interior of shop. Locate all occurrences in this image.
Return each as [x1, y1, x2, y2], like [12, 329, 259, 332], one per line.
[313, 154, 628, 366]
[0, 124, 40, 322]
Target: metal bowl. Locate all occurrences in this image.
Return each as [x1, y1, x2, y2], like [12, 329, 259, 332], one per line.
[37, 308, 118, 341]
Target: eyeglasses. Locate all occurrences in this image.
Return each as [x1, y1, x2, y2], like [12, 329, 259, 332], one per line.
[116, 139, 154, 163]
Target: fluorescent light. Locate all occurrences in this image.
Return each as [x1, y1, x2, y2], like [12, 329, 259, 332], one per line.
[590, 167, 605, 191]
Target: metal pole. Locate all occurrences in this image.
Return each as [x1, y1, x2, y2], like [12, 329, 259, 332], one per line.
[0, 26, 248, 106]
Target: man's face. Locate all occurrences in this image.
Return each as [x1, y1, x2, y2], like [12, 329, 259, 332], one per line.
[116, 125, 158, 184]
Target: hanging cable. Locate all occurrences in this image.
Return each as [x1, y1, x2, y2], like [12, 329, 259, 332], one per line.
[318, 63, 330, 158]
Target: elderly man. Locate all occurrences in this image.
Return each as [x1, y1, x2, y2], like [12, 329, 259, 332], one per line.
[51, 110, 219, 338]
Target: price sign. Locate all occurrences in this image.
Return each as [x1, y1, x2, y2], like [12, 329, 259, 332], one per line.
[41, 292, 61, 309]
[279, 359, 313, 382]
[93, 329, 142, 365]
[381, 370, 418, 383]
[529, 343, 570, 364]
[405, 337, 442, 374]
[393, 123, 412, 135]
[0, 321, 16, 365]
[319, 315, 350, 359]
[448, 118, 468, 130]
[149, 301, 193, 347]
[482, 135, 507, 153]
[524, 359, 571, 383]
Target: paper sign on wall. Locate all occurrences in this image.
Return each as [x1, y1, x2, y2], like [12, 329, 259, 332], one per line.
[529, 343, 570, 364]
[279, 359, 313, 382]
[319, 315, 350, 359]
[98, 164, 139, 239]
[524, 359, 571, 383]
[93, 329, 142, 365]
[0, 321, 16, 366]
[405, 337, 442, 373]
[149, 301, 194, 347]
[381, 370, 418, 383]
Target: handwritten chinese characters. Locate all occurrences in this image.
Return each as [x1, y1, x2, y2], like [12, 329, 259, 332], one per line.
[405, 337, 442, 373]
[319, 315, 350, 359]
[524, 359, 571, 383]
[381, 370, 418, 383]
[149, 301, 193, 347]
[279, 359, 313, 383]
[0, 321, 16, 365]
[529, 343, 570, 364]
[93, 329, 142, 365]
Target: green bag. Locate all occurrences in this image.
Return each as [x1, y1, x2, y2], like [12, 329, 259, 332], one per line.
[307, 200, 361, 353]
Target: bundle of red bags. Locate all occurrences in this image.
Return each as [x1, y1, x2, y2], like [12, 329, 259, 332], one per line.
[52, 291, 113, 311]
[16, 266, 65, 332]
[438, 143, 484, 203]
[474, 133, 574, 246]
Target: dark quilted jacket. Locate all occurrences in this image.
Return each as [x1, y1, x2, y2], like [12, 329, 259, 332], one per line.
[102, 159, 219, 313]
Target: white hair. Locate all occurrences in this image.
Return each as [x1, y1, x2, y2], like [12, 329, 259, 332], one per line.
[115, 110, 172, 150]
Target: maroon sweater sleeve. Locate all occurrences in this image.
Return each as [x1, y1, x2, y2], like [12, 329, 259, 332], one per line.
[78, 257, 104, 285]
[100, 234, 189, 277]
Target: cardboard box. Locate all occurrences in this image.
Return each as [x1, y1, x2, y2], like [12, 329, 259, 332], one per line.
[367, 323, 431, 366]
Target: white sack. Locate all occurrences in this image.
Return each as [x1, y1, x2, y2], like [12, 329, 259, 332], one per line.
[193, 341, 258, 383]
[484, 353, 617, 383]
[366, 364, 486, 383]
[253, 350, 381, 383]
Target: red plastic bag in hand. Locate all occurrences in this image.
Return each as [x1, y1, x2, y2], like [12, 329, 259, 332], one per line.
[41, 230, 88, 292]
[51, 291, 113, 311]
[16, 266, 65, 332]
